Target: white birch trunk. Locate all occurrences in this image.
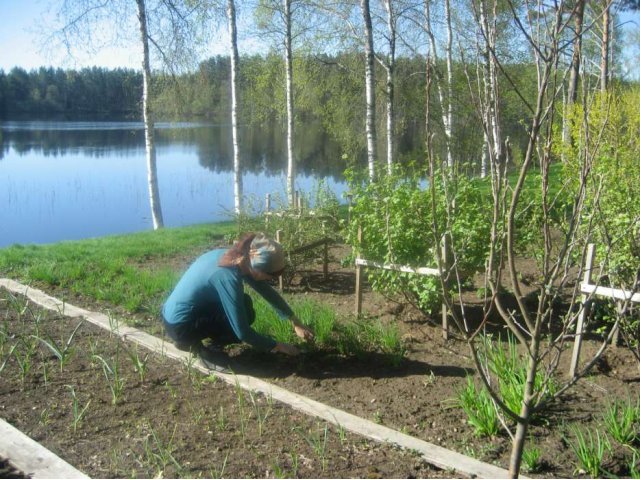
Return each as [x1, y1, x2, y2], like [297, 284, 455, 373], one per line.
[361, 0, 377, 180]
[424, 0, 453, 169]
[227, 0, 243, 214]
[600, 3, 610, 92]
[383, 0, 396, 174]
[284, 0, 296, 206]
[136, 0, 163, 230]
[444, 0, 454, 168]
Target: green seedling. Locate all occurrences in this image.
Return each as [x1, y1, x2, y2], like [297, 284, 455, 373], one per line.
[248, 389, 272, 437]
[566, 425, 610, 477]
[93, 353, 126, 405]
[39, 407, 51, 427]
[13, 341, 35, 385]
[297, 422, 329, 472]
[602, 398, 639, 446]
[209, 451, 229, 479]
[33, 321, 83, 372]
[234, 379, 248, 444]
[143, 423, 182, 476]
[126, 347, 149, 383]
[0, 344, 17, 374]
[66, 385, 91, 433]
[216, 405, 226, 431]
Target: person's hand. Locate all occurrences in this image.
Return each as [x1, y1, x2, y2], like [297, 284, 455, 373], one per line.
[272, 342, 301, 356]
[294, 323, 315, 342]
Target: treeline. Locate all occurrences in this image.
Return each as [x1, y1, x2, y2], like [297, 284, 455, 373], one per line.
[0, 53, 558, 165]
[0, 66, 143, 117]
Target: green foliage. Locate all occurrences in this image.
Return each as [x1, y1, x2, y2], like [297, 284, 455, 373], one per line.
[562, 88, 640, 287]
[345, 164, 492, 315]
[480, 334, 557, 421]
[601, 397, 640, 446]
[521, 444, 543, 473]
[566, 425, 611, 477]
[457, 376, 500, 437]
[233, 180, 342, 284]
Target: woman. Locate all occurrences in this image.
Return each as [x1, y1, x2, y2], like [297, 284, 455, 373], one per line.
[162, 233, 314, 357]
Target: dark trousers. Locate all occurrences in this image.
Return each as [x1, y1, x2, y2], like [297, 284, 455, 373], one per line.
[163, 293, 255, 347]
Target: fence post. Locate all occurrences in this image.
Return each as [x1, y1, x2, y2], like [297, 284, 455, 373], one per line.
[265, 193, 271, 227]
[276, 229, 284, 292]
[441, 234, 449, 340]
[569, 243, 595, 378]
[354, 225, 363, 316]
[322, 221, 329, 279]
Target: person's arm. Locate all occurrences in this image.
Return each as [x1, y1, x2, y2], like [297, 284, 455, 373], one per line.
[211, 273, 277, 352]
[246, 277, 315, 341]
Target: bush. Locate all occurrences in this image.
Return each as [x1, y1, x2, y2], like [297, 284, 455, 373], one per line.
[344, 164, 492, 315]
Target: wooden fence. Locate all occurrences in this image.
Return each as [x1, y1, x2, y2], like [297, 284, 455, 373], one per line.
[353, 226, 451, 340]
[569, 243, 640, 377]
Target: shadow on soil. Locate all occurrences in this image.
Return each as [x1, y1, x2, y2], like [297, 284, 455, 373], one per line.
[223, 348, 473, 381]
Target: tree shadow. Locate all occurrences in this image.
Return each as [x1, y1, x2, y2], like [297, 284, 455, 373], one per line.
[223, 347, 473, 380]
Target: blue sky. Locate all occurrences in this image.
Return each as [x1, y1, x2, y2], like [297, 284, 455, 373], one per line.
[1, 0, 638, 78]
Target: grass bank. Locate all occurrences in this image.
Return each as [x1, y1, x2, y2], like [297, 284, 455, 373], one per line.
[0, 222, 236, 318]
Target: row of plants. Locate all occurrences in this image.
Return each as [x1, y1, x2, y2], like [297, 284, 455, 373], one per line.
[0, 288, 435, 478]
[456, 335, 640, 477]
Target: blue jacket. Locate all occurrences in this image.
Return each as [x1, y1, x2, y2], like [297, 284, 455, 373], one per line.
[162, 249, 293, 351]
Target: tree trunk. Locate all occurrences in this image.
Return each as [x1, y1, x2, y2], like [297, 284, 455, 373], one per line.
[227, 0, 243, 214]
[600, 2, 610, 92]
[360, 0, 377, 180]
[383, 0, 396, 174]
[284, 0, 296, 206]
[567, 0, 585, 104]
[444, 0, 454, 168]
[136, 0, 164, 230]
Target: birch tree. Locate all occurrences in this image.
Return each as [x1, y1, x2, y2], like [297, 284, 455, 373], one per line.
[361, 0, 378, 180]
[47, 0, 203, 230]
[227, 0, 243, 214]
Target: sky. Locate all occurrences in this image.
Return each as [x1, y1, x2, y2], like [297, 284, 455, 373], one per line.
[1, 0, 639, 77]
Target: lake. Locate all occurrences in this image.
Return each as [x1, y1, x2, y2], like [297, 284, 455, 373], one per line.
[0, 120, 349, 248]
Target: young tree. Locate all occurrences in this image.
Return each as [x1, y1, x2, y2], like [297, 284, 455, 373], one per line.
[227, 0, 243, 214]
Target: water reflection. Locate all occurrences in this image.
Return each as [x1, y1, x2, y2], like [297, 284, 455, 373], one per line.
[0, 120, 348, 178]
[0, 121, 349, 247]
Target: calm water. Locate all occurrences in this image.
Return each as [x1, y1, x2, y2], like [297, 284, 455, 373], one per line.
[0, 120, 348, 247]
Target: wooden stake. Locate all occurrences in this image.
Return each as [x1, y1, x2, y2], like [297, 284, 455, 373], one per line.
[355, 225, 363, 316]
[322, 221, 328, 279]
[569, 243, 595, 378]
[441, 235, 449, 340]
[276, 229, 284, 292]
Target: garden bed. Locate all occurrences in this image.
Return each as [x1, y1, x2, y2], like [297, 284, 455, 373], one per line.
[2, 244, 639, 478]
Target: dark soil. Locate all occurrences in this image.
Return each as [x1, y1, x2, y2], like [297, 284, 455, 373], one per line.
[1, 244, 639, 478]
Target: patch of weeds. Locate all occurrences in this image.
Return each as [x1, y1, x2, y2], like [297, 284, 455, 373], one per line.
[457, 376, 499, 437]
[565, 425, 610, 477]
[522, 443, 542, 473]
[602, 397, 639, 446]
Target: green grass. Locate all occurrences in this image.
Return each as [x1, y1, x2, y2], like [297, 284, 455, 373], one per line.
[0, 222, 235, 323]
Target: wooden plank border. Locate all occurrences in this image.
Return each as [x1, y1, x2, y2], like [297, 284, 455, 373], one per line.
[0, 278, 513, 479]
[0, 418, 89, 479]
